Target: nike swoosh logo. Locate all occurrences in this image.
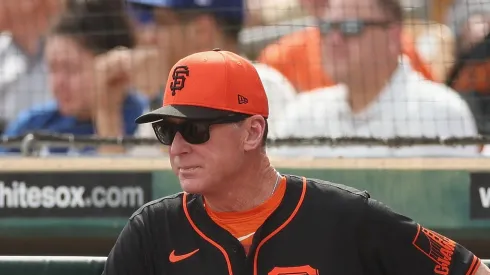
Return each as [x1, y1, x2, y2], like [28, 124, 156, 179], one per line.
[237, 232, 255, 242]
[169, 249, 199, 263]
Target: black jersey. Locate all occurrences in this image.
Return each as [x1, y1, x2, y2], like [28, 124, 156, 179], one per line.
[103, 175, 481, 275]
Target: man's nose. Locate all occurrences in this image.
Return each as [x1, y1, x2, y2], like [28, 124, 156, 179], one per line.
[326, 30, 345, 45]
[169, 132, 191, 155]
[51, 73, 66, 91]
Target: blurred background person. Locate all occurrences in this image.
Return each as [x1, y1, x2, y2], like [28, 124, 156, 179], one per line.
[126, 0, 297, 155]
[0, 0, 65, 134]
[1, 0, 148, 155]
[125, 1, 170, 113]
[446, 0, 490, 151]
[268, 0, 479, 158]
[257, 0, 457, 93]
[256, 0, 438, 93]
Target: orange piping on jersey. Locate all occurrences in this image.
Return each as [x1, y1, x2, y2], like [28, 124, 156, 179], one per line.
[253, 177, 307, 275]
[466, 256, 480, 275]
[183, 193, 233, 275]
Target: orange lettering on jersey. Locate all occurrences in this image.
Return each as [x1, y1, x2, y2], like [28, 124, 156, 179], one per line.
[412, 224, 456, 275]
[435, 264, 449, 275]
[269, 265, 319, 275]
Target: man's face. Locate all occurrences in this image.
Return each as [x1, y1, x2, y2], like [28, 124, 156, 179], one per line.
[458, 14, 490, 54]
[166, 117, 247, 195]
[300, 0, 329, 17]
[319, 0, 401, 84]
[45, 35, 94, 118]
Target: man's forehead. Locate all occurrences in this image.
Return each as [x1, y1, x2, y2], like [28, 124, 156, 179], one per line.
[321, 0, 386, 19]
[47, 38, 88, 62]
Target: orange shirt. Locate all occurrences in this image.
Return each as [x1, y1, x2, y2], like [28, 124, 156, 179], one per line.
[205, 177, 287, 255]
[257, 28, 435, 92]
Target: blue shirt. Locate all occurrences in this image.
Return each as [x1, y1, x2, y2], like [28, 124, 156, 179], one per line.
[1, 93, 148, 155]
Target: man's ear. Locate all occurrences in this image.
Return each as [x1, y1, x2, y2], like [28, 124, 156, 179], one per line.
[243, 115, 266, 151]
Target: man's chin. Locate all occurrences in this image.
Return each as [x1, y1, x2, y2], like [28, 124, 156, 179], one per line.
[58, 106, 76, 117]
[58, 106, 89, 120]
[324, 68, 349, 84]
[179, 178, 203, 195]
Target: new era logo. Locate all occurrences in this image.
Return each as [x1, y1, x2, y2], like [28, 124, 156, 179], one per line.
[238, 94, 248, 104]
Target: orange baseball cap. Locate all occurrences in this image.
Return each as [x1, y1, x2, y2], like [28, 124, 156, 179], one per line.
[135, 48, 269, 124]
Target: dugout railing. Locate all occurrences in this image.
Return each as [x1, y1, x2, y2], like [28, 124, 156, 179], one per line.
[0, 256, 488, 275]
[3, 132, 490, 156]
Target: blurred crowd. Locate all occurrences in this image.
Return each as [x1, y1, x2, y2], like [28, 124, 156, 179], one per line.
[0, 0, 489, 158]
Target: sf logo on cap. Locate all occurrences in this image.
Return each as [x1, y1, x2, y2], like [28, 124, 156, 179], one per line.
[170, 65, 190, 96]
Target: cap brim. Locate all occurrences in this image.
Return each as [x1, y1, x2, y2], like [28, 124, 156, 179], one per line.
[135, 105, 237, 124]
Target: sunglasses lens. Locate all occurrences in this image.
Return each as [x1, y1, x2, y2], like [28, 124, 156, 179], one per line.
[319, 20, 363, 36]
[319, 21, 332, 34]
[152, 123, 176, 145]
[341, 21, 363, 35]
[180, 122, 210, 144]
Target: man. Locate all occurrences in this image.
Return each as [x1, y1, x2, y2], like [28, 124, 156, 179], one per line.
[257, 0, 438, 92]
[268, 0, 479, 158]
[103, 49, 489, 275]
[446, 0, 490, 151]
[0, 0, 65, 133]
[125, 0, 297, 145]
[0, 0, 147, 155]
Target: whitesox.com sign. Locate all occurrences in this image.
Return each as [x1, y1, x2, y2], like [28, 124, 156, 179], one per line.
[0, 172, 152, 218]
[470, 172, 490, 219]
[0, 182, 143, 209]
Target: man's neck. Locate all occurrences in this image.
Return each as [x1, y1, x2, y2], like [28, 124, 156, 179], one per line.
[203, 154, 279, 213]
[346, 61, 399, 113]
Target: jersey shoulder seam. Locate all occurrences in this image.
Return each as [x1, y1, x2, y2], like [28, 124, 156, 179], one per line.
[290, 174, 370, 199]
[129, 192, 184, 220]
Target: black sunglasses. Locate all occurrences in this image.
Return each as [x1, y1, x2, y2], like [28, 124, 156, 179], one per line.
[152, 115, 250, 146]
[318, 19, 393, 36]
